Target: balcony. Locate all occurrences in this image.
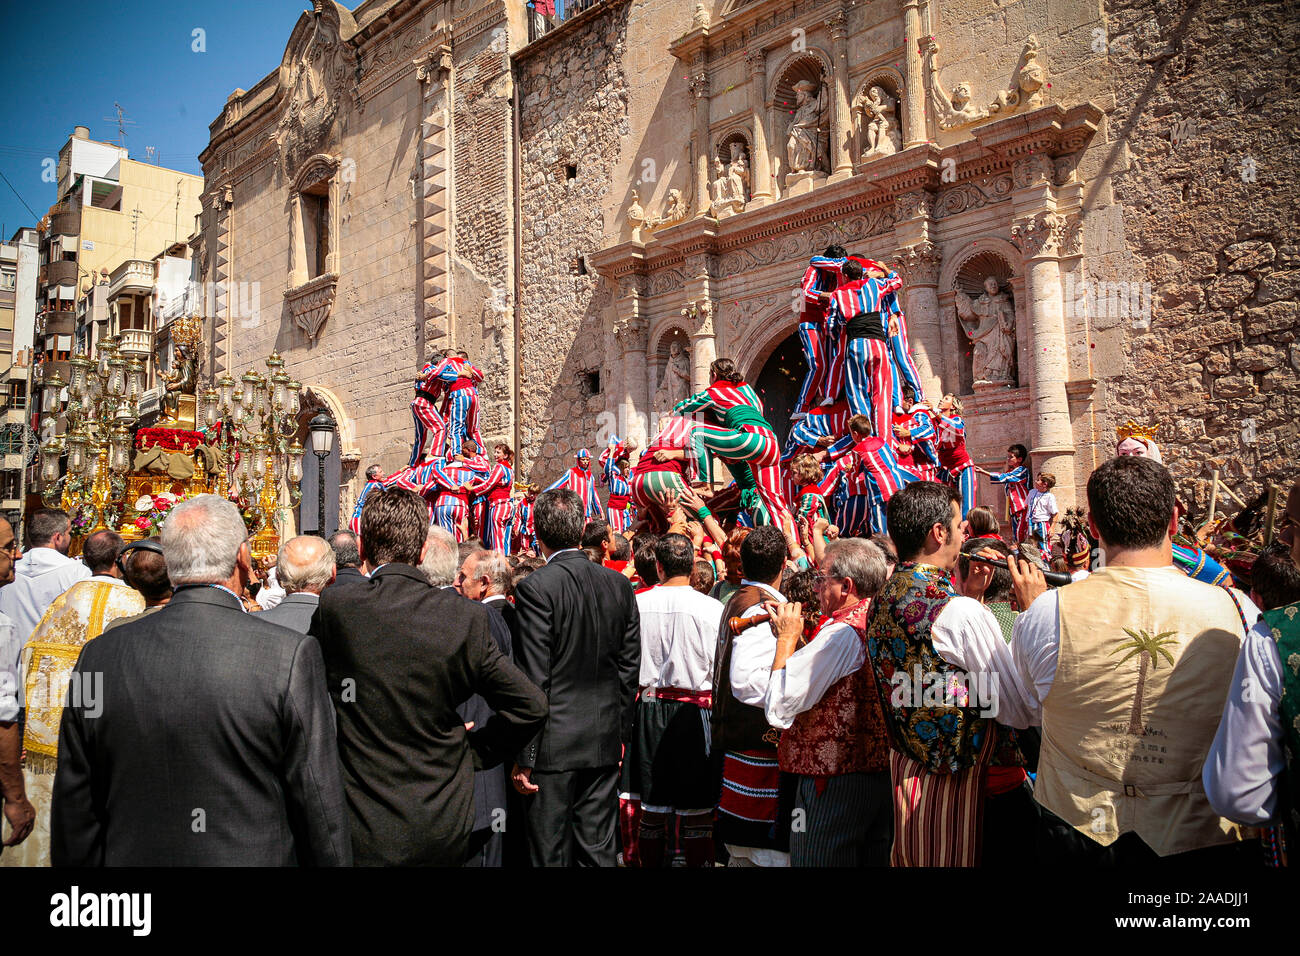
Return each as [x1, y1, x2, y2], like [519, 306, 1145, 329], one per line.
[109, 259, 154, 299]
[46, 259, 79, 288]
[48, 203, 79, 238]
[43, 312, 76, 336]
[118, 328, 154, 359]
[526, 0, 606, 44]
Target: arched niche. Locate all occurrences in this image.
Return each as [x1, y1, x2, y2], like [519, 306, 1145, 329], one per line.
[853, 69, 906, 163]
[938, 244, 1022, 395]
[769, 52, 832, 179]
[648, 324, 692, 423]
[714, 128, 753, 203]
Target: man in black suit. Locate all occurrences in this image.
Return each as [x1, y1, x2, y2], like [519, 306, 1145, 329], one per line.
[511, 488, 640, 866]
[50, 495, 351, 866]
[311, 487, 547, 866]
[326, 530, 367, 590]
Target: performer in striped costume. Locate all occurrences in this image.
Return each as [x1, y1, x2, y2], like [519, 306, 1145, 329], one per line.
[789, 455, 831, 528]
[349, 465, 385, 534]
[932, 394, 977, 518]
[670, 358, 794, 538]
[408, 351, 450, 467]
[599, 436, 637, 531]
[780, 399, 851, 463]
[630, 420, 699, 531]
[977, 443, 1031, 542]
[424, 443, 490, 542]
[794, 247, 847, 418]
[820, 259, 904, 440]
[511, 486, 539, 554]
[544, 448, 602, 519]
[383, 456, 441, 493]
[891, 388, 941, 482]
[819, 416, 920, 536]
[465, 443, 515, 553]
[436, 350, 486, 457]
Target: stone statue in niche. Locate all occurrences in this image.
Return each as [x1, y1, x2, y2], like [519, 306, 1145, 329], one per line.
[955, 276, 1017, 385]
[660, 188, 687, 226]
[710, 157, 729, 207]
[786, 79, 825, 174]
[856, 85, 902, 161]
[726, 144, 750, 204]
[654, 340, 692, 415]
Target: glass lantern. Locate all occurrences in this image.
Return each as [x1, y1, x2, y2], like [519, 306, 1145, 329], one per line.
[40, 441, 61, 483]
[110, 425, 131, 473]
[126, 359, 145, 401]
[286, 381, 301, 417]
[252, 436, 268, 479]
[240, 371, 258, 410]
[107, 356, 127, 397]
[253, 375, 267, 416]
[287, 441, 304, 484]
[270, 369, 288, 413]
[96, 339, 116, 379]
[68, 353, 92, 398]
[65, 429, 87, 474]
[217, 375, 235, 415]
[43, 370, 65, 409]
[203, 388, 219, 427]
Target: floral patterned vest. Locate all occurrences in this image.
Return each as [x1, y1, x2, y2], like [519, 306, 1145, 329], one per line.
[865, 563, 988, 773]
[778, 600, 889, 776]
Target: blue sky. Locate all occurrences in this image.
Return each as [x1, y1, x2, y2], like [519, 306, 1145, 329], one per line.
[0, 0, 314, 237]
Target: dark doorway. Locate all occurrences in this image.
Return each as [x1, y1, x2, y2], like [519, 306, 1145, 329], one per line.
[752, 332, 807, 447]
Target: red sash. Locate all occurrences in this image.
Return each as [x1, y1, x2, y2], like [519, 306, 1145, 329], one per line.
[607, 494, 630, 509]
[447, 377, 474, 393]
[488, 488, 512, 503]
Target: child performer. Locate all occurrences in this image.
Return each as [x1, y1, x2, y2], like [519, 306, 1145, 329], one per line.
[465, 443, 516, 553]
[977, 443, 1031, 542]
[1025, 471, 1059, 549]
[932, 393, 977, 517]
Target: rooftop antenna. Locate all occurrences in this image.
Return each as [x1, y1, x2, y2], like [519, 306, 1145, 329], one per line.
[144, 146, 157, 164]
[130, 206, 144, 259]
[102, 102, 137, 149]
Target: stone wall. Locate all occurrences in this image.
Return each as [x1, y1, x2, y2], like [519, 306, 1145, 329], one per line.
[515, 2, 635, 484]
[1097, 0, 1299, 516]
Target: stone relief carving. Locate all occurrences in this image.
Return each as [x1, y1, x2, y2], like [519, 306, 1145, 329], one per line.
[1061, 214, 1085, 258]
[785, 79, 829, 184]
[716, 209, 896, 275]
[628, 187, 689, 239]
[895, 241, 942, 286]
[955, 276, 1017, 385]
[275, 2, 353, 177]
[1010, 211, 1066, 259]
[933, 175, 1014, 218]
[893, 191, 932, 222]
[710, 143, 750, 218]
[855, 86, 902, 161]
[921, 36, 1049, 131]
[1012, 153, 1055, 189]
[692, 2, 710, 29]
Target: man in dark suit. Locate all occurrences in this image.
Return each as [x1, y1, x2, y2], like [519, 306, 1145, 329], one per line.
[51, 495, 351, 866]
[511, 488, 640, 867]
[311, 487, 547, 866]
[257, 535, 336, 634]
[326, 530, 367, 590]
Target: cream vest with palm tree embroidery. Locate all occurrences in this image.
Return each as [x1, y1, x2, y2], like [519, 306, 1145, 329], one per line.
[1037, 566, 1252, 856]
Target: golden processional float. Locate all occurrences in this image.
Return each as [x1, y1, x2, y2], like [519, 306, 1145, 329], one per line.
[37, 315, 305, 560]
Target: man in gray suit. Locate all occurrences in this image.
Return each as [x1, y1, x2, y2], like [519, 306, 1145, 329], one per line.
[257, 536, 336, 633]
[51, 495, 351, 866]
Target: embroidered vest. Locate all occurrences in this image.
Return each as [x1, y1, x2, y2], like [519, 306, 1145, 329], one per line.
[1264, 600, 1300, 844]
[711, 586, 781, 754]
[865, 563, 989, 773]
[778, 600, 889, 776]
[1038, 566, 1250, 855]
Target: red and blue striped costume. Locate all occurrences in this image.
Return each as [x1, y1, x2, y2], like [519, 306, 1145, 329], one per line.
[818, 443, 871, 536]
[434, 357, 485, 456]
[932, 413, 977, 518]
[781, 399, 851, 463]
[827, 270, 904, 439]
[409, 361, 447, 467]
[671, 379, 792, 532]
[466, 460, 515, 553]
[795, 256, 844, 415]
[822, 435, 920, 535]
[349, 479, 385, 534]
[384, 458, 440, 492]
[629, 422, 699, 529]
[987, 465, 1030, 542]
[545, 462, 602, 520]
[894, 405, 941, 481]
[424, 458, 488, 542]
[598, 444, 635, 532]
[511, 496, 536, 553]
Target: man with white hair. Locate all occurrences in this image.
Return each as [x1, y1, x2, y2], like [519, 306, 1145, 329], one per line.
[51, 495, 351, 865]
[458, 548, 517, 645]
[257, 536, 337, 634]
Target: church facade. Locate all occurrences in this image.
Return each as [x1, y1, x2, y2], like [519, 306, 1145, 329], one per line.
[196, 0, 1298, 529]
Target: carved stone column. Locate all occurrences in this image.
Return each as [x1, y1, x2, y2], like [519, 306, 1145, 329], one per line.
[746, 51, 773, 205]
[900, 0, 927, 148]
[1012, 209, 1076, 508]
[827, 11, 853, 180]
[682, 253, 717, 391]
[614, 273, 649, 447]
[893, 240, 943, 400]
[690, 66, 711, 216]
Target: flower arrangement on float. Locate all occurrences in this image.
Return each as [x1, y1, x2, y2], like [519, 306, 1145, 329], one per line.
[133, 492, 185, 537]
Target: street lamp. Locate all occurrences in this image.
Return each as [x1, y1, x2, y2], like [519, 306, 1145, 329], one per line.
[308, 408, 336, 537]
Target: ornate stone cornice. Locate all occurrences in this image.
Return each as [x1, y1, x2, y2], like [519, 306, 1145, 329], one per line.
[1011, 211, 1066, 260]
[1012, 153, 1055, 190]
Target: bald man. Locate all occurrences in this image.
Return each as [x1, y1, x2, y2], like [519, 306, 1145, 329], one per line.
[255, 536, 337, 634]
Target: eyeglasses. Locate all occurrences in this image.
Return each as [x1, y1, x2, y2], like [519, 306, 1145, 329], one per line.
[0, 540, 18, 556]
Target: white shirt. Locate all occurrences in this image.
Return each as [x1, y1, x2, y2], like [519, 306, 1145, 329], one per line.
[765, 617, 864, 729]
[257, 566, 285, 610]
[1009, 569, 1261, 726]
[1027, 489, 1058, 525]
[0, 610, 18, 722]
[1202, 619, 1286, 824]
[635, 585, 723, 693]
[0, 548, 92, 691]
[729, 580, 785, 707]
[545, 548, 581, 564]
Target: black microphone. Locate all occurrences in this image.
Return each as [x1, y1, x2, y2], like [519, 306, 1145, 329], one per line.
[967, 553, 1074, 587]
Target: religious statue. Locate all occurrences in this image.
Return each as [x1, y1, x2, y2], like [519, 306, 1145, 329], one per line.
[161, 341, 198, 424]
[989, 36, 1046, 116]
[710, 158, 729, 206]
[654, 340, 692, 415]
[661, 188, 687, 226]
[856, 86, 902, 160]
[955, 276, 1017, 385]
[726, 145, 750, 204]
[786, 79, 825, 174]
[692, 2, 710, 29]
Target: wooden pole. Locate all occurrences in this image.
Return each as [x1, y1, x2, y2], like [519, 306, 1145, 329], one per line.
[1264, 483, 1279, 545]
